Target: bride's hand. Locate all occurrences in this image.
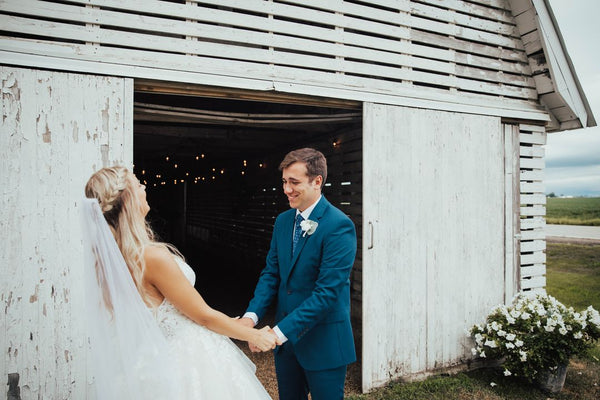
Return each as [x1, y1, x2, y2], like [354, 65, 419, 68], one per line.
[251, 326, 280, 352]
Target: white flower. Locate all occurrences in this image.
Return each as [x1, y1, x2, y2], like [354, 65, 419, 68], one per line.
[471, 347, 478, 356]
[520, 312, 531, 320]
[504, 369, 512, 376]
[299, 219, 318, 236]
[515, 339, 524, 347]
[519, 350, 527, 361]
[484, 340, 497, 348]
[573, 332, 583, 339]
[505, 342, 515, 349]
[474, 333, 484, 346]
[480, 351, 486, 358]
[505, 333, 516, 341]
[490, 382, 496, 387]
[544, 324, 555, 332]
[497, 330, 506, 337]
[559, 327, 568, 335]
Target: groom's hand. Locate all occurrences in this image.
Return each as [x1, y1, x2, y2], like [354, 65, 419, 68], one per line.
[237, 317, 261, 352]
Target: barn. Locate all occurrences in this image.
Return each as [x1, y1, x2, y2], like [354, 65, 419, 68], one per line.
[1, 0, 596, 396]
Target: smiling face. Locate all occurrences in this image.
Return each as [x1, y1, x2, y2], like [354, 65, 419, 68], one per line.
[282, 161, 323, 211]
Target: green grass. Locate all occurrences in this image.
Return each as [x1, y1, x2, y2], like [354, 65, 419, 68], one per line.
[545, 243, 600, 311]
[546, 243, 600, 363]
[347, 243, 600, 399]
[546, 197, 600, 226]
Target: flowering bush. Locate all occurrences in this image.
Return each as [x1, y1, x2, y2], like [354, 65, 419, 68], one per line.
[469, 293, 600, 381]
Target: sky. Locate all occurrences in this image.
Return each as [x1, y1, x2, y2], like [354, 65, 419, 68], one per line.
[544, 0, 600, 197]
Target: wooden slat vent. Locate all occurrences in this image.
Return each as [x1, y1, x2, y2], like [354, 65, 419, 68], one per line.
[0, 0, 539, 111]
[518, 123, 546, 292]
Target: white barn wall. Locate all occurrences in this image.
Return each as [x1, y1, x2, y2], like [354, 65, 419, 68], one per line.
[362, 104, 506, 391]
[0, 0, 550, 121]
[1, 66, 132, 399]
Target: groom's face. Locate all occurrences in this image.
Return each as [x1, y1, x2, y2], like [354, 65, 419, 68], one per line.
[282, 162, 322, 212]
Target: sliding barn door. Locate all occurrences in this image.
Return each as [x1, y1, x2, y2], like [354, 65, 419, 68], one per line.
[362, 103, 507, 391]
[1, 66, 132, 398]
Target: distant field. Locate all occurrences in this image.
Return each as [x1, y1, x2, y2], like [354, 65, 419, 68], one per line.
[546, 197, 600, 226]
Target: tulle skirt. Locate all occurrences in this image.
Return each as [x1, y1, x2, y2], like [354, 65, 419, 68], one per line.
[156, 302, 271, 399]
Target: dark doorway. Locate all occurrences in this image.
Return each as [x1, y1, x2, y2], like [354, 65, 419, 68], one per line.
[133, 87, 362, 317]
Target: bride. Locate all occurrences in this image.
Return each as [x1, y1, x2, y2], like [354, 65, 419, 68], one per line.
[82, 166, 275, 399]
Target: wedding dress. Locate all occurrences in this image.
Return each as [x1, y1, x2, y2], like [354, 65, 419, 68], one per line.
[155, 258, 272, 399]
[81, 198, 270, 400]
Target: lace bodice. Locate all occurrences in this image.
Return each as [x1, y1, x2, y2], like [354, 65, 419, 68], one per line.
[155, 258, 200, 339]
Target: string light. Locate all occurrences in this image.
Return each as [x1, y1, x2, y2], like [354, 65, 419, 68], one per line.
[165, 156, 169, 161]
[174, 164, 178, 168]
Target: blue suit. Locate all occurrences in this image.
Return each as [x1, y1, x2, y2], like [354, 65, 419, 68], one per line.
[247, 196, 357, 399]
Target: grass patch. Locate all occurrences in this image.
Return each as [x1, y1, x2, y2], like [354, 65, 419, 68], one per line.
[348, 364, 600, 399]
[546, 197, 600, 226]
[546, 243, 600, 311]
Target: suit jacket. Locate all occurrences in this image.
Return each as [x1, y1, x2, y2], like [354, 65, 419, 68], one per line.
[247, 196, 357, 371]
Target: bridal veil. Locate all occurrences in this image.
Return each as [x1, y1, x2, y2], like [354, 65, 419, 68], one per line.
[81, 198, 181, 399]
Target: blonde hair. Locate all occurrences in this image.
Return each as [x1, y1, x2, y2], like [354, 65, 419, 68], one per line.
[85, 166, 180, 305]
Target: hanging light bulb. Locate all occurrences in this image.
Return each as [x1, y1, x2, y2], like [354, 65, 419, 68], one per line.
[165, 156, 169, 161]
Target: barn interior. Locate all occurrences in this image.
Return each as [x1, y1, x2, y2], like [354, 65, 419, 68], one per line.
[133, 83, 363, 322]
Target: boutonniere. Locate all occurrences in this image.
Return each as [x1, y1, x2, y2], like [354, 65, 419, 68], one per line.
[300, 219, 318, 237]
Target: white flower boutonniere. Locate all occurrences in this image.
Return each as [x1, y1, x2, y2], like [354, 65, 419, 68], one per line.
[300, 219, 318, 237]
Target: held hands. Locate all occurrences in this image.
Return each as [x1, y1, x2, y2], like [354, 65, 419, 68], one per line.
[251, 326, 281, 352]
[237, 317, 281, 352]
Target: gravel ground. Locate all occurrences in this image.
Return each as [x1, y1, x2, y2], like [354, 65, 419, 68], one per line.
[235, 341, 362, 398]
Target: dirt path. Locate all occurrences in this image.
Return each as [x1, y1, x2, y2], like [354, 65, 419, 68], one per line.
[546, 224, 600, 244]
[236, 341, 363, 398]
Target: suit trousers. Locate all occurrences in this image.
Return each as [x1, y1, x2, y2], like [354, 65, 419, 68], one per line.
[274, 341, 347, 400]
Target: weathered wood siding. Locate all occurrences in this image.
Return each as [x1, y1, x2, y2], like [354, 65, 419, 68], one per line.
[1, 66, 132, 399]
[362, 103, 506, 391]
[0, 0, 547, 121]
[519, 123, 546, 292]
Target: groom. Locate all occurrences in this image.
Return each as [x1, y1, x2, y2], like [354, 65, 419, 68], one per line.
[240, 148, 357, 400]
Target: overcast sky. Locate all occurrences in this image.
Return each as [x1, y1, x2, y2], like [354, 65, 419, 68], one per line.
[544, 0, 600, 197]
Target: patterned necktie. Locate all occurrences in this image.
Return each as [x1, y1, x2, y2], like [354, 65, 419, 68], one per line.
[292, 214, 304, 254]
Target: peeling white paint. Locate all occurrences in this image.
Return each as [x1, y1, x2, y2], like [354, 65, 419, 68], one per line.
[1, 66, 132, 398]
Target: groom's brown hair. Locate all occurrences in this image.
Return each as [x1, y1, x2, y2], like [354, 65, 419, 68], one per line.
[279, 148, 327, 186]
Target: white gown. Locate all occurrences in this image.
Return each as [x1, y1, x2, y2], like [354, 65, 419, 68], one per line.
[155, 258, 271, 399]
